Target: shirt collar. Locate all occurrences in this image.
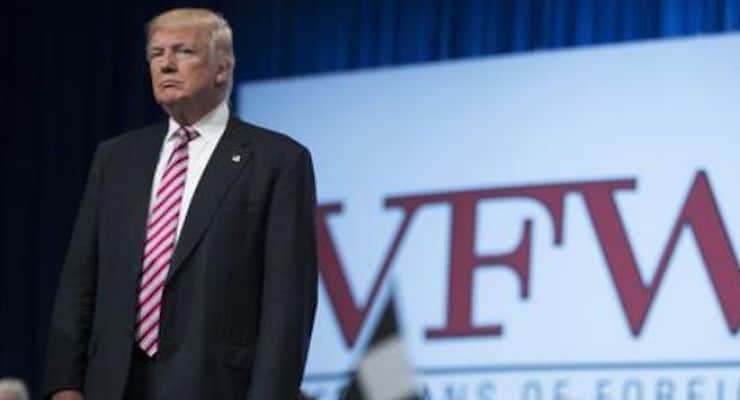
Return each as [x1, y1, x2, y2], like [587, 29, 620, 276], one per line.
[166, 100, 230, 141]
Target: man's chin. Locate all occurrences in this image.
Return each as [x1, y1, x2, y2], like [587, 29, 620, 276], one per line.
[156, 95, 186, 108]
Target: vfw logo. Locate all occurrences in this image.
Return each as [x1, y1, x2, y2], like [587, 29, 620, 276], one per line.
[315, 170, 739, 348]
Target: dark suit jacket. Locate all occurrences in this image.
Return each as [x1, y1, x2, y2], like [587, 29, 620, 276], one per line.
[44, 117, 318, 400]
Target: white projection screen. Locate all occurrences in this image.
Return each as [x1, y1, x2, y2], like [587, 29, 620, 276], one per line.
[238, 34, 740, 400]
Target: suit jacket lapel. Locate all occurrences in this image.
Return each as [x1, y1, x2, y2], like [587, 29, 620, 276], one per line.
[125, 124, 167, 278]
[166, 117, 252, 283]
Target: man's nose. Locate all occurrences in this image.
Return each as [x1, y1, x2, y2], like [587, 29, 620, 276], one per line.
[161, 53, 177, 73]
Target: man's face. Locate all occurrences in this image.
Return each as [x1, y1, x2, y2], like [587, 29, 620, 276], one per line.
[147, 26, 222, 109]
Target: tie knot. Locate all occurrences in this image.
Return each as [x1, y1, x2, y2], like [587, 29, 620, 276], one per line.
[176, 126, 199, 143]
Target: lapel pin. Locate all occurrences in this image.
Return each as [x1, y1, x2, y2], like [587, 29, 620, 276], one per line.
[232, 155, 241, 163]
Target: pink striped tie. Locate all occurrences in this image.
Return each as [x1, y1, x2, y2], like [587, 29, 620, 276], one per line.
[135, 126, 198, 357]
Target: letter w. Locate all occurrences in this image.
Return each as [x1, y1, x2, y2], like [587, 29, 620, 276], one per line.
[582, 171, 739, 335]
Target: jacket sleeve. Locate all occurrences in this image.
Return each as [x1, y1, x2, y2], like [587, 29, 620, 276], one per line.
[247, 147, 319, 399]
[44, 142, 110, 398]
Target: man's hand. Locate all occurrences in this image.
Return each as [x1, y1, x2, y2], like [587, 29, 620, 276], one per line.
[51, 389, 84, 400]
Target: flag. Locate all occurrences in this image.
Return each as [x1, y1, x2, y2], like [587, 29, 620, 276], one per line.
[341, 294, 420, 400]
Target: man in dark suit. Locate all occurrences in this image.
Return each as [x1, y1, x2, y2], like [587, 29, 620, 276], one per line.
[44, 8, 318, 400]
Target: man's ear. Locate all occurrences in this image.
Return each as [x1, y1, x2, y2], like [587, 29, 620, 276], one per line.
[216, 64, 229, 85]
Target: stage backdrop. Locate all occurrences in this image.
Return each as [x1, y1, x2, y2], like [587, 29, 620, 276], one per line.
[239, 34, 740, 399]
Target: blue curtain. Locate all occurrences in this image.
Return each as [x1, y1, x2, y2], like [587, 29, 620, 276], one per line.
[233, 0, 740, 82]
[4, 1, 740, 397]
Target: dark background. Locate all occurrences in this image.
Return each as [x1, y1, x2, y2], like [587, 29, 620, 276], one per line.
[4, 0, 740, 397]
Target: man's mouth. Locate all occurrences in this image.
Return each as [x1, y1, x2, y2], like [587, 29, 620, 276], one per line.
[159, 80, 181, 88]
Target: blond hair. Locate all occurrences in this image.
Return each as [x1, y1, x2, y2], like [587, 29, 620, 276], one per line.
[0, 378, 29, 400]
[146, 8, 236, 96]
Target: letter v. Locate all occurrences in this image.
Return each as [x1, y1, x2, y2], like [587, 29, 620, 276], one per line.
[316, 202, 422, 347]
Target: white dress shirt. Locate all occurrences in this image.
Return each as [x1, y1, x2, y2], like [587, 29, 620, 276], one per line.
[148, 100, 230, 240]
